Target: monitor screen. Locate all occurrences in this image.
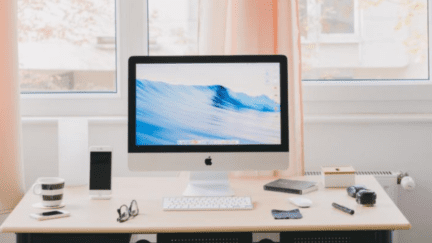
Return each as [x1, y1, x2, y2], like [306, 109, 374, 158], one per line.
[128, 56, 288, 153]
[136, 63, 280, 146]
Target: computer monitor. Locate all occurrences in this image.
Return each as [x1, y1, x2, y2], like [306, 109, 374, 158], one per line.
[128, 55, 289, 196]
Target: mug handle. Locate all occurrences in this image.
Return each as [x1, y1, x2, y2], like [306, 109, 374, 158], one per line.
[32, 183, 42, 195]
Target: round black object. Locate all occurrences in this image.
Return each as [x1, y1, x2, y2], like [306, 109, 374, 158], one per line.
[347, 185, 367, 198]
[136, 240, 151, 243]
[356, 189, 377, 206]
[259, 239, 274, 243]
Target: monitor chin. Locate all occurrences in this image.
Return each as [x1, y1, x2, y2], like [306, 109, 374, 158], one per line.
[128, 152, 289, 172]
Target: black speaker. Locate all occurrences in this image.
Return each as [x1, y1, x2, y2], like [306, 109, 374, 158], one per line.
[356, 189, 377, 206]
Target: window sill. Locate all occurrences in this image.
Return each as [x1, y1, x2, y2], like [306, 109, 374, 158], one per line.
[21, 114, 432, 126]
[21, 116, 128, 125]
[302, 80, 432, 102]
[21, 92, 120, 100]
[304, 114, 432, 124]
[302, 81, 432, 114]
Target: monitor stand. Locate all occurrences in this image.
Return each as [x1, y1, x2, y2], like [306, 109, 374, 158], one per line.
[183, 171, 235, 197]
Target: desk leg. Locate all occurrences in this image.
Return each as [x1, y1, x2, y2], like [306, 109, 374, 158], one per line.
[16, 233, 30, 243]
[381, 230, 392, 243]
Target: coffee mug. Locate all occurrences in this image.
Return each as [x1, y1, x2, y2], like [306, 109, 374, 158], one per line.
[31, 177, 65, 207]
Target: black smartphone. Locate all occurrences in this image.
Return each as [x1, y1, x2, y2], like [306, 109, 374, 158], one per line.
[31, 210, 70, 220]
[89, 146, 112, 199]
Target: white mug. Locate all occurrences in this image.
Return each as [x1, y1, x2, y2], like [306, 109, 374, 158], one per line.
[32, 177, 65, 207]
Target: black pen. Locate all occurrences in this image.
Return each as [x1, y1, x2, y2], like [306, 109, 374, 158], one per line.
[332, 202, 355, 215]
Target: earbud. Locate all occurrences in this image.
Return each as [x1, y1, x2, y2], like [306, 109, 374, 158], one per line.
[346, 185, 367, 198]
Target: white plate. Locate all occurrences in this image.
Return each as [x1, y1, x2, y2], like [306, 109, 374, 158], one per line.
[32, 202, 65, 209]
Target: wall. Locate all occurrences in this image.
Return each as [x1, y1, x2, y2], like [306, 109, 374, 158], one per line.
[1, 116, 431, 243]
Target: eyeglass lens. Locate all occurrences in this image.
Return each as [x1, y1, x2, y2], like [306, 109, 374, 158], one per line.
[117, 205, 130, 222]
[130, 200, 139, 217]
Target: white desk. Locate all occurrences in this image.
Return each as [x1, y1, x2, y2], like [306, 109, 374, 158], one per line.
[1, 175, 410, 242]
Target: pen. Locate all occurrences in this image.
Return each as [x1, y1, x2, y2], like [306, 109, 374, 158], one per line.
[332, 202, 355, 215]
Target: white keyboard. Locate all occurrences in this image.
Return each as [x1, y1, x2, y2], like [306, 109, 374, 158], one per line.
[163, 196, 254, 211]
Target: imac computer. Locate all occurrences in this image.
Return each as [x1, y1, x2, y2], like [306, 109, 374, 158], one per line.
[128, 55, 289, 196]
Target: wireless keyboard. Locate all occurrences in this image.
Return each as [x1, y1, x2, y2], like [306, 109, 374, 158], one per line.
[163, 196, 253, 211]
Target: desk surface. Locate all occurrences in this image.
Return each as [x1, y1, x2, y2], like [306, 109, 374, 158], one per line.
[0, 175, 411, 233]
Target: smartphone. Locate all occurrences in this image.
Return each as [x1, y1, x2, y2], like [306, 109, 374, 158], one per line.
[30, 210, 70, 221]
[89, 146, 113, 199]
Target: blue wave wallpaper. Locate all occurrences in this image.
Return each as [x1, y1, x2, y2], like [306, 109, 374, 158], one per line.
[136, 79, 281, 146]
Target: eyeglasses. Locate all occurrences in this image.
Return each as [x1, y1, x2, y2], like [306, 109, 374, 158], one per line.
[117, 200, 139, 223]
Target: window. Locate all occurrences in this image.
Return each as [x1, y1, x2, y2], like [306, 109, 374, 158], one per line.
[20, 1, 146, 117]
[300, 0, 429, 81]
[301, 0, 358, 41]
[148, 0, 198, 56]
[20, 0, 432, 117]
[18, 0, 116, 93]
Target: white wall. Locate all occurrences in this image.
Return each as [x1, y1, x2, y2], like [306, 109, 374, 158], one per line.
[1, 116, 431, 243]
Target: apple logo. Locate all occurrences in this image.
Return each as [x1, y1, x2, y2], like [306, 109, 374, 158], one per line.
[205, 156, 212, 166]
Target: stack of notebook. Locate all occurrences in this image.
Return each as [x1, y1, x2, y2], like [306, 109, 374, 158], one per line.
[264, 179, 318, 195]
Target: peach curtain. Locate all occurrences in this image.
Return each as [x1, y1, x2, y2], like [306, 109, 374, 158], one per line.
[198, 0, 304, 177]
[0, 0, 25, 215]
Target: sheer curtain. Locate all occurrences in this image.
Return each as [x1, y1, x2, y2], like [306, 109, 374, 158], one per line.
[198, 0, 304, 177]
[0, 0, 25, 216]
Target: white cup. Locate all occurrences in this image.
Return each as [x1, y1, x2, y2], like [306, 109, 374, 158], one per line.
[31, 177, 65, 207]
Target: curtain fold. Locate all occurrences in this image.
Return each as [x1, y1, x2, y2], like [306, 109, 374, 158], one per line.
[199, 0, 304, 177]
[0, 0, 25, 215]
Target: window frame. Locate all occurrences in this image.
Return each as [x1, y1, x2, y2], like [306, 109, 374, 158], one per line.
[20, 0, 148, 117]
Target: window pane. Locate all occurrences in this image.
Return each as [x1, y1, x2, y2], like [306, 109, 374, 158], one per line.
[18, 0, 116, 93]
[300, 0, 429, 80]
[148, 0, 198, 56]
[321, 0, 354, 34]
[299, 0, 308, 38]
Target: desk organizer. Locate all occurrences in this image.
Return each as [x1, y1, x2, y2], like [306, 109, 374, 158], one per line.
[322, 166, 355, 188]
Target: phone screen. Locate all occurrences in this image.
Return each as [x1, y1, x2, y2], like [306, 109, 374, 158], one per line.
[42, 211, 63, 216]
[90, 151, 112, 190]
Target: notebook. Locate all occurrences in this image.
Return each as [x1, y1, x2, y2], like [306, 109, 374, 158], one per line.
[264, 179, 318, 195]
